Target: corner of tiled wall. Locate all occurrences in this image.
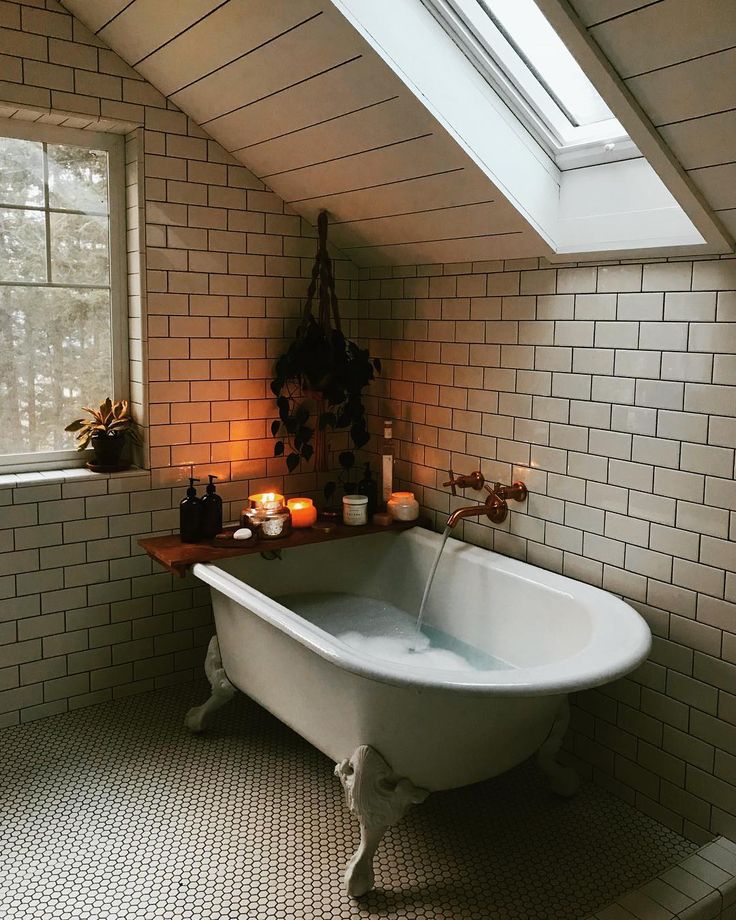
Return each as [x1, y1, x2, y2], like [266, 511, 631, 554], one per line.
[0, 0, 359, 726]
[355, 254, 736, 843]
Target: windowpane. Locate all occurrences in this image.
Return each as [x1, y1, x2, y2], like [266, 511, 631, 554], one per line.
[480, 0, 613, 126]
[0, 137, 44, 206]
[50, 212, 109, 285]
[47, 144, 108, 213]
[0, 286, 112, 456]
[0, 208, 46, 282]
[0, 127, 124, 470]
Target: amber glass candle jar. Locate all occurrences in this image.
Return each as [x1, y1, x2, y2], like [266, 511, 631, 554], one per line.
[287, 498, 317, 528]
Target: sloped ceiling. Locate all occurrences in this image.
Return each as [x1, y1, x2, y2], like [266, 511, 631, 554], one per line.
[62, 0, 732, 264]
[62, 0, 547, 267]
[568, 0, 736, 238]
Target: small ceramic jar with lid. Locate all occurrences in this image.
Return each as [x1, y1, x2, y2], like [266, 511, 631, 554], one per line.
[342, 494, 368, 526]
[387, 491, 419, 522]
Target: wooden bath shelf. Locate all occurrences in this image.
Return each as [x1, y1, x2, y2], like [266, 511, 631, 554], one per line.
[139, 519, 419, 577]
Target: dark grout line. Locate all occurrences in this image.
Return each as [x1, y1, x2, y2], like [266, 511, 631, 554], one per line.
[330, 200, 497, 226]
[343, 230, 525, 251]
[132, 0, 232, 67]
[169, 10, 325, 97]
[232, 96, 401, 153]
[657, 106, 736, 128]
[287, 167, 466, 204]
[625, 43, 736, 80]
[96, 0, 137, 35]
[689, 161, 736, 172]
[201, 54, 362, 126]
[261, 133, 434, 179]
[588, 0, 666, 29]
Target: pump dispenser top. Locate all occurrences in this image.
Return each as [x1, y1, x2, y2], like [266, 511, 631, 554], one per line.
[201, 474, 223, 539]
[180, 477, 202, 543]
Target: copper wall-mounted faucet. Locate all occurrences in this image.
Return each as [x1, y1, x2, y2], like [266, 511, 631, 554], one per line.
[443, 470, 528, 527]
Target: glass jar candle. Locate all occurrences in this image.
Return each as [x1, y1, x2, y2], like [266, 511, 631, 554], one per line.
[387, 491, 419, 521]
[258, 508, 292, 540]
[342, 494, 368, 526]
[287, 497, 317, 528]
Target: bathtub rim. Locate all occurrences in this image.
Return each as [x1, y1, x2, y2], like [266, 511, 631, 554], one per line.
[194, 527, 651, 697]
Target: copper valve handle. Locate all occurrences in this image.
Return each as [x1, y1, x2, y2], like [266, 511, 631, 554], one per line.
[442, 470, 485, 496]
[492, 481, 528, 503]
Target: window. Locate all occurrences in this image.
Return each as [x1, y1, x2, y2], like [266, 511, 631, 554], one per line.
[0, 121, 127, 472]
[423, 0, 637, 167]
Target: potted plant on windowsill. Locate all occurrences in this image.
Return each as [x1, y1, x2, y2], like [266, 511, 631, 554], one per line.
[65, 398, 141, 472]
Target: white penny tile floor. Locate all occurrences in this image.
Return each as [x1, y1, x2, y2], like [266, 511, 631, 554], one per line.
[0, 681, 697, 920]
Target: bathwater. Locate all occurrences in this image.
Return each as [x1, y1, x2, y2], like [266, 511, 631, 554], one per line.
[411, 524, 452, 650]
[280, 591, 511, 672]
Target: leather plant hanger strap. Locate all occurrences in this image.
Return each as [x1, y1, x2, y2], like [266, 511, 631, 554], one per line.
[300, 210, 342, 334]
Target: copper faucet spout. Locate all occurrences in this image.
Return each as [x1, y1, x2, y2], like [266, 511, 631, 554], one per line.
[447, 492, 505, 528]
[445, 476, 528, 527]
[447, 503, 489, 528]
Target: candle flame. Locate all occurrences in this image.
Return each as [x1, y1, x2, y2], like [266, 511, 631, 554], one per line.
[248, 491, 285, 508]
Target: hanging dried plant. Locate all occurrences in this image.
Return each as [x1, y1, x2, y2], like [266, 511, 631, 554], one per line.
[270, 212, 380, 474]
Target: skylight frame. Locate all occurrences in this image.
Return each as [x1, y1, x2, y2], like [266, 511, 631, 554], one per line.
[422, 0, 637, 168]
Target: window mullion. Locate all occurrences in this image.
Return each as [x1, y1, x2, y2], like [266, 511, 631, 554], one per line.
[0, 202, 108, 218]
[42, 142, 52, 284]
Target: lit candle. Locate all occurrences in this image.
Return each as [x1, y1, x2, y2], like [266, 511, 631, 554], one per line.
[387, 491, 419, 521]
[287, 497, 317, 529]
[248, 492, 285, 513]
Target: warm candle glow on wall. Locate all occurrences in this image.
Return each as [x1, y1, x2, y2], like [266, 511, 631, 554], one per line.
[287, 498, 317, 528]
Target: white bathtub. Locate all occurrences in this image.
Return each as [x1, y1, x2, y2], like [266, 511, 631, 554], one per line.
[189, 526, 651, 895]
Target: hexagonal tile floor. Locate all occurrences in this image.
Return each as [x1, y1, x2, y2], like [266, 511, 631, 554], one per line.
[0, 681, 696, 919]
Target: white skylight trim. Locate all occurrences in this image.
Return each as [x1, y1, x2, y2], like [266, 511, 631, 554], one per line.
[423, 0, 637, 168]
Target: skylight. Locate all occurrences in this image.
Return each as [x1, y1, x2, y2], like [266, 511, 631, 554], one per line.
[483, 0, 612, 126]
[423, 0, 636, 167]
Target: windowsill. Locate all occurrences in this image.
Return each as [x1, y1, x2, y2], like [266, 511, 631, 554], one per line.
[0, 466, 149, 491]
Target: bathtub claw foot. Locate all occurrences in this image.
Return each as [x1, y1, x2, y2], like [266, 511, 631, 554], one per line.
[184, 635, 236, 733]
[536, 698, 580, 797]
[335, 745, 429, 897]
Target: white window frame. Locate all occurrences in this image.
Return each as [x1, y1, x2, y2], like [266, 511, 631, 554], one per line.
[0, 119, 129, 474]
[422, 0, 638, 169]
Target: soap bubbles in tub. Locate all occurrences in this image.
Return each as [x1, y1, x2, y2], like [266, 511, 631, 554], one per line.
[337, 631, 477, 671]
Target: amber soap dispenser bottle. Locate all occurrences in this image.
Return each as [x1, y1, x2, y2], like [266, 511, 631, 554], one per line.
[180, 477, 203, 543]
[201, 474, 223, 539]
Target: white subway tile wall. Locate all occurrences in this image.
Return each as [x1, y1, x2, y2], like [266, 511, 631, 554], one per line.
[1, 0, 736, 851]
[357, 254, 736, 843]
[0, 2, 357, 724]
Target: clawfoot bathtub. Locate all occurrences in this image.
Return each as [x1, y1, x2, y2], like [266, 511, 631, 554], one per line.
[187, 527, 651, 896]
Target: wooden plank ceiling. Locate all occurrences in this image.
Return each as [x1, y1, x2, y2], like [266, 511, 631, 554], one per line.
[570, 0, 736, 238]
[63, 0, 546, 267]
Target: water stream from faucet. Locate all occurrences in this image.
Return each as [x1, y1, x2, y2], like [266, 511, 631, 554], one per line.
[410, 524, 453, 651]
